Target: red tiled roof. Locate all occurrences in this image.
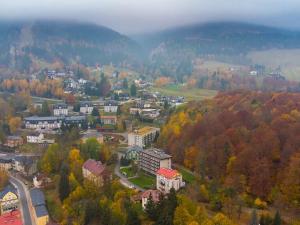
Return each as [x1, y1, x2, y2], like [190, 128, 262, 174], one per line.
[83, 159, 105, 176]
[141, 190, 161, 202]
[156, 168, 179, 179]
[0, 210, 22, 225]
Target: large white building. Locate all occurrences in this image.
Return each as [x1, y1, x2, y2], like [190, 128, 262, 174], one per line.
[128, 127, 160, 148]
[53, 103, 68, 116]
[104, 101, 118, 113]
[80, 102, 94, 114]
[156, 168, 184, 194]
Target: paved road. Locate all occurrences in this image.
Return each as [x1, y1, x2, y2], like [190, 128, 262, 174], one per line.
[10, 176, 34, 225]
[114, 153, 144, 192]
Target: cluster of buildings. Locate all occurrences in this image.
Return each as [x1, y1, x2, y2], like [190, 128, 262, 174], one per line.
[137, 148, 185, 209]
[122, 116, 185, 209]
[0, 155, 38, 177]
[129, 101, 160, 119]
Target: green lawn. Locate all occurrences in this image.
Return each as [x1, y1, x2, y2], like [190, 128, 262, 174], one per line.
[178, 168, 197, 184]
[150, 84, 217, 101]
[120, 167, 136, 178]
[129, 172, 156, 189]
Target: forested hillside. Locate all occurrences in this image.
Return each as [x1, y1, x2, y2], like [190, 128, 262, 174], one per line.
[139, 22, 300, 78]
[0, 21, 141, 71]
[159, 91, 300, 209]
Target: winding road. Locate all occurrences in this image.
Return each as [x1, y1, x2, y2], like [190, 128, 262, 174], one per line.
[10, 176, 34, 225]
[114, 152, 145, 192]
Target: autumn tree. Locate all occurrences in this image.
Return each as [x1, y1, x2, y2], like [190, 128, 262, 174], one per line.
[8, 117, 21, 134]
[0, 169, 8, 190]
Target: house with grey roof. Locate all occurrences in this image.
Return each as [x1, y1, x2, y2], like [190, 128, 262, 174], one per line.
[29, 188, 49, 225]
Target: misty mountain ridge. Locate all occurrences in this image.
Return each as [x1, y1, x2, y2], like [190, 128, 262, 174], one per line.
[0, 20, 141, 70]
[1, 20, 300, 73]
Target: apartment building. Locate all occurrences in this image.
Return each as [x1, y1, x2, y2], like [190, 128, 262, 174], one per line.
[128, 127, 160, 148]
[138, 148, 171, 175]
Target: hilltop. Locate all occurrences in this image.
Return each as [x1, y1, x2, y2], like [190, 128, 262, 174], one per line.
[0, 20, 141, 71]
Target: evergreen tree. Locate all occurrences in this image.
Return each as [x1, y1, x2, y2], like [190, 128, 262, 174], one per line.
[123, 78, 128, 89]
[145, 193, 157, 220]
[249, 210, 259, 225]
[59, 163, 70, 201]
[92, 107, 99, 117]
[273, 211, 281, 225]
[130, 83, 137, 96]
[98, 73, 111, 96]
[41, 101, 50, 116]
[126, 205, 141, 225]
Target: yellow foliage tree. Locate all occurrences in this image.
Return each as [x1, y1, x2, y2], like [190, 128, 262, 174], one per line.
[8, 117, 22, 133]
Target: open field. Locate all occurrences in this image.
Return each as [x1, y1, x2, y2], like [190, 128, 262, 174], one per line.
[247, 49, 300, 81]
[150, 84, 217, 101]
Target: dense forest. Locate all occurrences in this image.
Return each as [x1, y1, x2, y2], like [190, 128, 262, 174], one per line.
[159, 91, 300, 211]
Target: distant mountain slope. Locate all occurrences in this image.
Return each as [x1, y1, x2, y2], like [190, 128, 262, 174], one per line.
[139, 22, 300, 54]
[135, 22, 300, 78]
[0, 20, 141, 70]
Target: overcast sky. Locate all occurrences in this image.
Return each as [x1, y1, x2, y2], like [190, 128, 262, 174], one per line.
[1, 0, 300, 34]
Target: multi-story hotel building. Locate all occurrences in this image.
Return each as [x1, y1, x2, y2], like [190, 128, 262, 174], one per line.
[128, 126, 160, 148]
[138, 148, 171, 175]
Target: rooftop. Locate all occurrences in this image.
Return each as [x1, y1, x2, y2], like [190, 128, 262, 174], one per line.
[157, 168, 180, 179]
[0, 185, 18, 199]
[83, 159, 105, 177]
[131, 126, 159, 136]
[104, 100, 118, 106]
[30, 188, 46, 206]
[140, 148, 171, 160]
[0, 210, 22, 225]
[34, 205, 49, 218]
[53, 103, 68, 109]
[141, 189, 161, 202]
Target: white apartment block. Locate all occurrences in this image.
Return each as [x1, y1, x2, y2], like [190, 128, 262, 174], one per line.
[128, 126, 160, 148]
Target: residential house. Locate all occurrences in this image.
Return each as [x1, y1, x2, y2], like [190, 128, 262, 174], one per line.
[13, 156, 38, 176]
[100, 115, 117, 125]
[80, 102, 93, 114]
[33, 174, 52, 188]
[128, 127, 160, 148]
[104, 100, 118, 113]
[4, 136, 23, 148]
[0, 185, 18, 214]
[156, 168, 184, 194]
[26, 132, 55, 145]
[138, 148, 172, 175]
[81, 131, 104, 144]
[24, 116, 62, 129]
[27, 132, 45, 143]
[53, 103, 68, 116]
[0, 210, 22, 225]
[82, 159, 111, 186]
[63, 116, 87, 128]
[29, 188, 49, 225]
[0, 156, 13, 171]
[24, 116, 87, 130]
[141, 190, 161, 210]
[125, 146, 143, 160]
